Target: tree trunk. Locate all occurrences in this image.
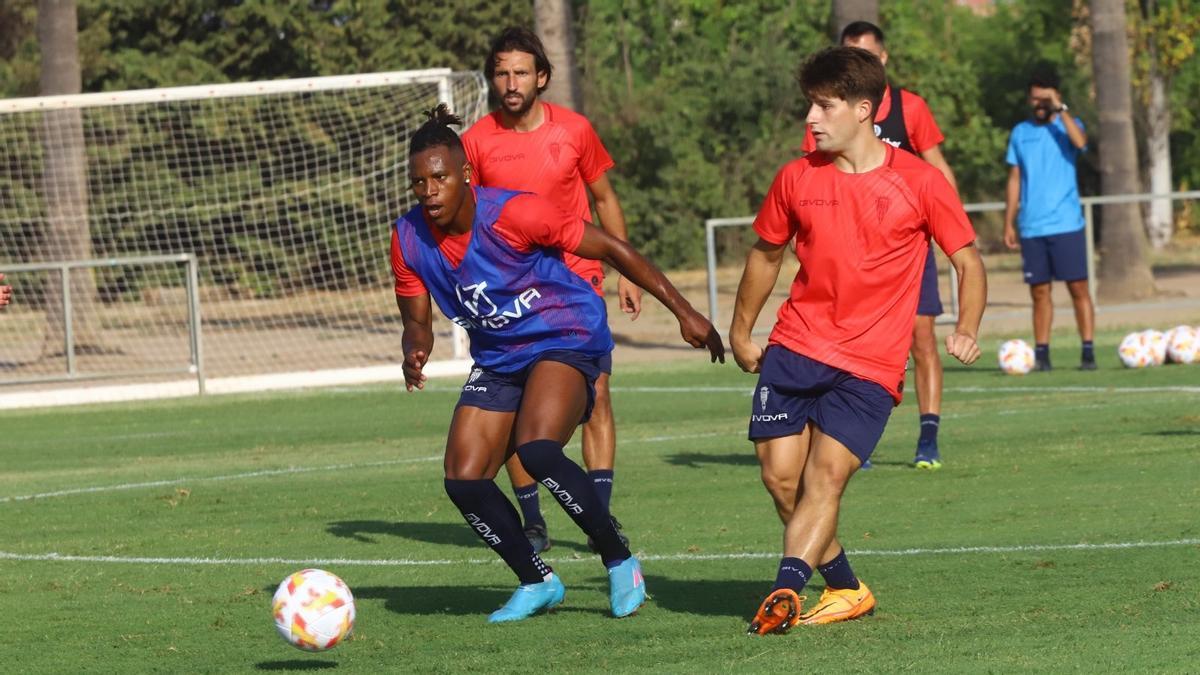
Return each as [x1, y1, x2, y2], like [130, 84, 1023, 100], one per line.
[38, 0, 107, 357]
[534, 0, 583, 112]
[1090, 0, 1157, 301]
[831, 0, 879, 40]
[1143, 54, 1173, 248]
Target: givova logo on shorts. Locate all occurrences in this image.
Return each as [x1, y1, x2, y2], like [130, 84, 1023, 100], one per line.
[451, 280, 543, 330]
[752, 385, 789, 423]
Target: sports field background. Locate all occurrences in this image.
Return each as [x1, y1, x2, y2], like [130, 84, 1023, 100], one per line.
[2, 324, 1198, 673]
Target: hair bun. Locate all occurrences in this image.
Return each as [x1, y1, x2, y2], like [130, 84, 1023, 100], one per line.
[425, 103, 464, 128]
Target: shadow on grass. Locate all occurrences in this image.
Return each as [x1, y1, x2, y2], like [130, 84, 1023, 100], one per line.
[351, 584, 608, 618]
[326, 519, 596, 554]
[255, 660, 338, 671]
[643, 574, 774, 618]
[665, 452, 758, 469]
[1147, 429, 1200, 436]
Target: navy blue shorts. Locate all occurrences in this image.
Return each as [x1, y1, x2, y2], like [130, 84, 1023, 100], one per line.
[748, 346, 894, 464]
[1021, 229, 1088, 285]
[456, 350, 612, 425]
[916, 244, 943, 317]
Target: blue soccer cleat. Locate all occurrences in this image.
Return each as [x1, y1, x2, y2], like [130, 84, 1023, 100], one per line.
[607, 557, 646, 618]
[913, 439, 942, 471]
[488, 573, 566, 623]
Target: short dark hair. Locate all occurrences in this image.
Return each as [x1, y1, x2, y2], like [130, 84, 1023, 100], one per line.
[409, 104, 464, 157]
[485, 26, 553, 93]
[798, 47, 887, 118]
[1028, 65, 1061, 91]
[840, 20, 885, 45]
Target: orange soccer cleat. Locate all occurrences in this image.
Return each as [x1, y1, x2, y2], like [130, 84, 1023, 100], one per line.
[798, 581, 876, 625]
[746, 588, 804, 636]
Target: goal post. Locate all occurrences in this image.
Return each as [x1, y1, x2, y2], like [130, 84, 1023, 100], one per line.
[0, 69, 486, 399]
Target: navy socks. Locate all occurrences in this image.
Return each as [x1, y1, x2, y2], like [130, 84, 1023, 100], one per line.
[918, 414, 940, 446]
[512, 483, 545, 529]
[817, 549, 861, 590]
[444, 478, 550, 585]
[588, 469, 614, 511]
[773, 557, 812, 593]
[516, 440, 631, 566]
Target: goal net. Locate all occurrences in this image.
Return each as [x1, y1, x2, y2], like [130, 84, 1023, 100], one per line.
[0, 69, 486, 399]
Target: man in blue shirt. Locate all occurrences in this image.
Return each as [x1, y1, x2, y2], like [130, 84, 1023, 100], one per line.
[1004, 68, 1096, 371]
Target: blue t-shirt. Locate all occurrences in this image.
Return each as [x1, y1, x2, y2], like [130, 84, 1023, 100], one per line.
[1005, 116, 1086, 238]
[393, 187, 613, 373]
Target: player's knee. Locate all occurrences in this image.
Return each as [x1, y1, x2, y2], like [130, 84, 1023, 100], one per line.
[514, 439, 563, 479]
[1030, 284, 1052, 301]
[759, 465, 796, 501]
[1067, 281, 1090, 300]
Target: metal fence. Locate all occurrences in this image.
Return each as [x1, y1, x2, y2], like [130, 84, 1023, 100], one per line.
[704, 190, 1200, 328]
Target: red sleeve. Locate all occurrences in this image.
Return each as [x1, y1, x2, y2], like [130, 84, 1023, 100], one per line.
[575, 118, 615, 184]
[753, 164, 800, 245]
[801, 126, 817, 154]
[902, 91, 945, 154]
[493, 193, 586, 254]
[919, 170, 975, 257]
[391, 227, 428, 297]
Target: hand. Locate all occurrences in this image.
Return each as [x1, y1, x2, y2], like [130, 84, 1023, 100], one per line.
[1048, 88, 1063, 110]
[731, 335, 765, 374]
[945, 331, 981, 365]
[616, 276, 642, 320]
[678, 310, 725, 363]
[403, 349, 429, 391]
[0, 273, 10, 309]
[1003, 224, 1020, 250]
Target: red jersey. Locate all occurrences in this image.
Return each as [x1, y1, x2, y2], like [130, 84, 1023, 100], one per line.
[801, 85, 944, 155]
[753, 146, 976, 401]
[462, 102, 614, 292]
[391, 190, 585, 297]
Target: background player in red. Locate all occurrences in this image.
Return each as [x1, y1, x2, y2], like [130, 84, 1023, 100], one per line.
[802, 21, 959, 470]
[462, 27, 638, 553]
[393, 106, 723, 623]
[0, 273, 11, 308]
[735, 47, 986, 634]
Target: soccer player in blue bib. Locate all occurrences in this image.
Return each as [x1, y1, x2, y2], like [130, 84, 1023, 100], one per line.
[391, 105, 724, 623]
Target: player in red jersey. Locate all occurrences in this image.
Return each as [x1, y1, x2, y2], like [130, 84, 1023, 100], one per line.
[462, 27, 638, 554]
[802, 21, 960, 470]
[735, 47, 986, 634]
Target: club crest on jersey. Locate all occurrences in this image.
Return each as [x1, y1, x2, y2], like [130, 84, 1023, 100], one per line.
[452, 281, 543, 330]
[549, 142, 562, 164]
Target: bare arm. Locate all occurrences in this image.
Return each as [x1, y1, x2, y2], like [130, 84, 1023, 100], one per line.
[1003, 165, 1021, 249]
[1048, 89, 1087, 149]
[574, 225, 724, 362]
[396, 293, 435, 391]
[587, 173, 643, 320]
[919, 144, 959, 195]
[728, 238, 787, 373]
[0, 273, 10, 308]
[944, 244, 987, 365]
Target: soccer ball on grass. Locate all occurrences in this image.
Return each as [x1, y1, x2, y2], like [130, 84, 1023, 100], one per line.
[1118, 331, 1155, 369]
[1165, 325, 1198, 364]
[272, 569, 356, 651]
[998, 339, 1035, 375]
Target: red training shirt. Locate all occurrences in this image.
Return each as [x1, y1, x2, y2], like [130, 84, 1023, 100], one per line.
[753, 145, 976, 402]
[801, 85, 944, 155]
[391, 190, 585, 297]
[462, 101, 615, 293]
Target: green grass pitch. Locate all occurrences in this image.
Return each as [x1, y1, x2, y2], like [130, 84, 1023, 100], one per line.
[2, 332, 1198, 673]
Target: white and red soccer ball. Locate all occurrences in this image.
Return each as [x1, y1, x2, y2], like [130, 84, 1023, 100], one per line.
[273, 569, 356, 651]
[998, 339, 1035, 375]
[1141, 329, 1168, 366]
[1165, 325, 1199, 364]
[1118, 331, 1156, 369]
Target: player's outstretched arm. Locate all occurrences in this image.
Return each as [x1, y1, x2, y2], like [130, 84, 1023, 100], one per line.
[945, 244, 987, 365]
[573, 224, 724, 363]
[729, 238, 786, 374]
[396, 293, 435, 391]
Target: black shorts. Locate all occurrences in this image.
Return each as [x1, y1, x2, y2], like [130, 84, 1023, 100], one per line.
[748, 346, 894, 464]
[456, 350, 612, 425]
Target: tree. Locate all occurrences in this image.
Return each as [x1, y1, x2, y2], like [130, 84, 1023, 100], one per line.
[535, 0, 583, 111]
[1090, 0, 1157, 300]
[1131, 0, 1200, 248]
[832, 0, 879, 38]
[38, 0, 108, 357]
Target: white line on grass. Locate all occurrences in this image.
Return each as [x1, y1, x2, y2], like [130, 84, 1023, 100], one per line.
[0, 431, 726, 504]
[1, 538, 1196, 568]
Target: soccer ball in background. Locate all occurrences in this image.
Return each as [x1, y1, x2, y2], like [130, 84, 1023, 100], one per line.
[1118, 332, 1156, 369]
[1141, 329, 1168, 366]
[1166, 325, 1199, 364]
[998, 339, 1035, 375]
[272, 569, 356, 651]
